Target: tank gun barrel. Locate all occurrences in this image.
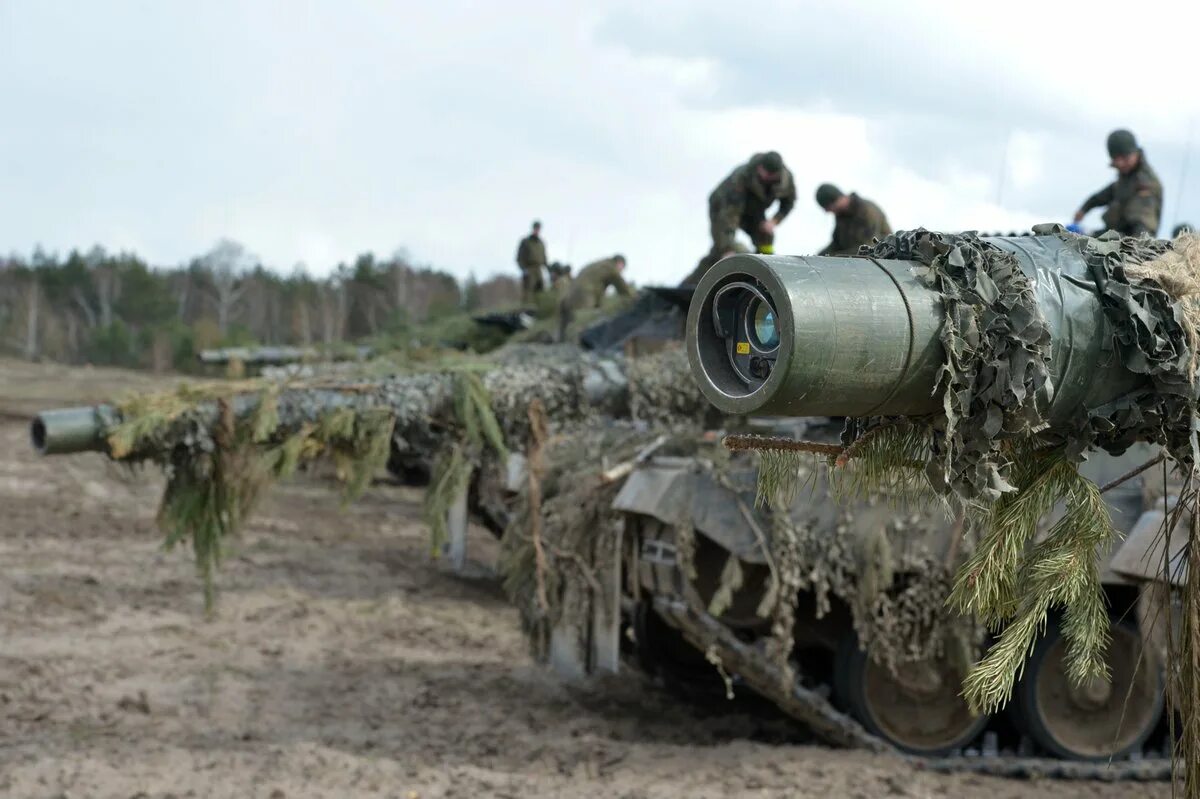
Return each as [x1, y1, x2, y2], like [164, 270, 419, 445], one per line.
[686, 233, 1148, 420]
[31, 406, 120, 455]
[29, 349, 703, 459]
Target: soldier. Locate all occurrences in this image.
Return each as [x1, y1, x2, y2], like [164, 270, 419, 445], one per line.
[1073, 129, 1162, 237]
[684, 151, 796, 285]
[558, 254, 633, 342]
[814, 183, 892, 256]
[547, 262, 573, 297]
[515, 220, 548, 303]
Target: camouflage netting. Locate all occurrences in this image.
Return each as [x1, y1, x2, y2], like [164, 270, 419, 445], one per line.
[711, 443, 980, 688]
[108, 382, 395, 611]
[499, 417, 705, 660]
[773, 504, 977, 676]
[858, 230, 1052, 502]
[90, 347, 708, 607]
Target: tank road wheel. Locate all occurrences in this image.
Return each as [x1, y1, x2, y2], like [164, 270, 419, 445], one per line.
[838, 634, 988, 756]
[1015, 619, 1163, 760]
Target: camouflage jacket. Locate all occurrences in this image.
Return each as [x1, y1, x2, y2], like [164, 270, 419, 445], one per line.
[516, 234, 547, 268]
[818, 194, 892, 256]
[565, 258, 633, 309]
[1079, 154, 1162, 237]
[709, 155, 797, 222]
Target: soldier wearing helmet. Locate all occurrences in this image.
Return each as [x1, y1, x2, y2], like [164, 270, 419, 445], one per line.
[683, 151, 796, 285]
[557, 254, 633, 343]
[1073, 129, 1162, 237]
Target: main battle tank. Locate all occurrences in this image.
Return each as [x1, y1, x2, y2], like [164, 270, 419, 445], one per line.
[477, 252, 1176, 764]
[670, 227, 1196, 767]
[27, 232, 1184, 777]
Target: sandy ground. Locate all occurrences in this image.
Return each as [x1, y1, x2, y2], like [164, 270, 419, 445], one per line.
[0, 360, 1172, 799]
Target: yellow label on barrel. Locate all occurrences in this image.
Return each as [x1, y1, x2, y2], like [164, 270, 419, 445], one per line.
[736, 342, 750, 355]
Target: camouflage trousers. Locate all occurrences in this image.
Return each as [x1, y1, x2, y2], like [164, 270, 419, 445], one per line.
[557, 297, 575, 344]
[683, 206, 774, 286]
[678, 208, 770, 287]
[710, 204, 775, 255]
[521, 265, 546, 304]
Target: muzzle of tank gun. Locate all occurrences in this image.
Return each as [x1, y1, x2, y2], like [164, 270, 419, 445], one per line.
[688, 236, 1154, 422]
[31, 405, 117, 455]
[686, 253, 946, 417]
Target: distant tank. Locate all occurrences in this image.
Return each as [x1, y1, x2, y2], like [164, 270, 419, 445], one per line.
[197, 345, 375, 378]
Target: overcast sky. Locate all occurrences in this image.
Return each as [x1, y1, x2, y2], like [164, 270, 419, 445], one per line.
[2, 1, 1198, 285]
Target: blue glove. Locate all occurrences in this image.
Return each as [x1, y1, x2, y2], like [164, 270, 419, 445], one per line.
[1065, 223, 1084, 234]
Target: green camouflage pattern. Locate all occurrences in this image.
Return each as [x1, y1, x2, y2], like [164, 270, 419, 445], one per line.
[708, 154, 797, 254]
[516, 233, 548, 301]
[515, 233, 547, 269]
[1079, 153, 1163, 237]
[558, 257, 634, 341]
[818, 193, 892, 256]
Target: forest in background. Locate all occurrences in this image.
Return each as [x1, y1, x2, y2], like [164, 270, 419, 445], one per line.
[0, 239, 523, 372]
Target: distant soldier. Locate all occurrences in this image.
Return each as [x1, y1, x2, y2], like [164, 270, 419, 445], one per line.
[1073, 129, 1162, 237]
[548, 261, 573, 297]
[558, 254, 633, 342]
[814, 184, 892, 256]
[515, 220, 548, 303]
[684, 151, 796, 285]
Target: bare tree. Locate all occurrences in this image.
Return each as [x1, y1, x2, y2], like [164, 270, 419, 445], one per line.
[202, 239, 252, 335]
[23, 278, 39, 360]
[318, 275, 346, 346]
[290, 263, 315, 345]
[87, 246, 121, 328]
[173, 270, 192, 322]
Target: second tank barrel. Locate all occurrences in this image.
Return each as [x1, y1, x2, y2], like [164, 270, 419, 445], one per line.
[31, 406, 116, 455]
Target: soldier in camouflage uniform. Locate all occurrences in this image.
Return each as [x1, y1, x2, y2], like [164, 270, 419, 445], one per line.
[1073, 130, 1162, 237]
[815, 183, 892, 256]
[548, 262, 573, 297]
[515, 220, 548, 303]
[558, 255, 633, 342]
[682, 151, 796, 286]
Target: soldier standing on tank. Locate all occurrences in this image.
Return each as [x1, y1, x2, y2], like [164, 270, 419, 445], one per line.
[557, 254, 633, 343]
[683, 151, 796, 286]
[515, 220, 548, 303]
[547, 262, 573, 296]
[814, 184, 892, 256]
[1073, 129, 1162, 237]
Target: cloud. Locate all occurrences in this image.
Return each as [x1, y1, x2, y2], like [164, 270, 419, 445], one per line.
[0, 0, 1196, 287]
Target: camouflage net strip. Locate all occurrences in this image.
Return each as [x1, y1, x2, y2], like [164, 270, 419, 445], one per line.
[500, 422, 703, 661]
[749, 445, 977, 679]
[860, 229, 1053, 504]
[423, 370, 509, 554]
[109, 385, 395, 611]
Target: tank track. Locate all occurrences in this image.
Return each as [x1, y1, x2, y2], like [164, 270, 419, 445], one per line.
[650, 597, 1174, 782]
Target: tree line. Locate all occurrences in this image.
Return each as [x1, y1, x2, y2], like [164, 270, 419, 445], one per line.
[0, 239, 521, 371]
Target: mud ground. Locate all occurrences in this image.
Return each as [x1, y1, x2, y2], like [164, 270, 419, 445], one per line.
[0, 359, 1172, 798]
